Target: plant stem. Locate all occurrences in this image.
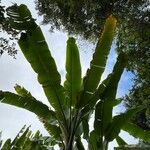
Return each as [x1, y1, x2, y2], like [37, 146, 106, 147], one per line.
[65, 110, 81, 150]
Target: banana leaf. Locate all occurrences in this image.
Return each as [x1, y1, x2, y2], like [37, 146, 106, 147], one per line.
[64, 37, 81, 107]
[105, 106, 144, 142]
[18, 24, 67, 128]
[0, 91, 56, 123]
[15, 84, 62, 140]
[88, 130, 98, 150]
[14, 84, 33, 98]
[13, 127, 31, 148]
[80, 74, 112, 117]
[101, 53, 126, 100]
[0, 126, 49, 150]
[94, 53, 126, 140]
[77, 15, 117, 108]
[6, 4, 67, 129]
[122, 122, 150, 143]
[41, 120, 62, 142]
[79, 75, 112, 145]
[115, 136, 127, 146]
[11, 125, 26, 141]
[1, 139, 11, 150]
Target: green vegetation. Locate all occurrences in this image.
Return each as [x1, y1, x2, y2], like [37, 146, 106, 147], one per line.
[1, 0, 149, 133]
[0, 0, 18, 57]
[35, 0, 149, 41]
[0, 4, 150, 150]
[35, 0, 150, 131]
[0, 126, 52, 150]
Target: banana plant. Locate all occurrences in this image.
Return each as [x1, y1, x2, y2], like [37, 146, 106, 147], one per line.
[0, 4, 149, 150]
[0, 125, 53, 150]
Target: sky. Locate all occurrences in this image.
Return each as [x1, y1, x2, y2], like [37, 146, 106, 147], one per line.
[0, 0, 138, 149]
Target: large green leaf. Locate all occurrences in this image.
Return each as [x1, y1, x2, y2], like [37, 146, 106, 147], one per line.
[93, 53, 126, 140]
[41, 120, 62, 143]
[6, 4, 67, 131]
[75, 114, 90, 142]
[78, 74, 112, 136]
[76, 75, 111, 148]
[100, 53, 126, 101]
[122, 122, 150, 143]
[77, 15, 117, 108]
[80, 74, 112, 117]
[0, 89, 61, 140]
[105, 106, 144, 142]
[64, 37, 81, 107]
[0, 91, 56, 123]
[18, 22, 67, 129]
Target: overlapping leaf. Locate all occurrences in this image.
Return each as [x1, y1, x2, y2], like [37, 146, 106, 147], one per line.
[80, 74, 112, 117]
[122, 122, 150, 143]
[77, 15, 117, 108]
[42, 120, 62, 143]
[105, 106, 143, 142]
[94, 53, 126, 141]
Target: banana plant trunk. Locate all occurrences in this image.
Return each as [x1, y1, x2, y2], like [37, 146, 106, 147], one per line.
[99, 141, 108, 150]
[64, 127, 75, 150]
[65, 142, 73, 150]
[65, 137, 74, 150]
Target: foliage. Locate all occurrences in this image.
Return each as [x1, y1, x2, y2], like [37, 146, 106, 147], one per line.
[123, 80, 150, 130]
[122, 18, 150, 130]
[0, 4, 149, 150]
[0, 1, 18, 57]
[0, 126, 52, 150]
[35, 0, 149, 40]
[116, 0, 150, 136]
[122, 6, 150, 129]
[35, 0, 150, 132]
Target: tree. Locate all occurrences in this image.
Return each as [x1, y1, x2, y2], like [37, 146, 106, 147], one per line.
[0, 0, 18, 57]
[0, 4, 150, 150]
[35, 0, 149, 40]
[123, 78, 150, 130]
[119, 1, 150, 131]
